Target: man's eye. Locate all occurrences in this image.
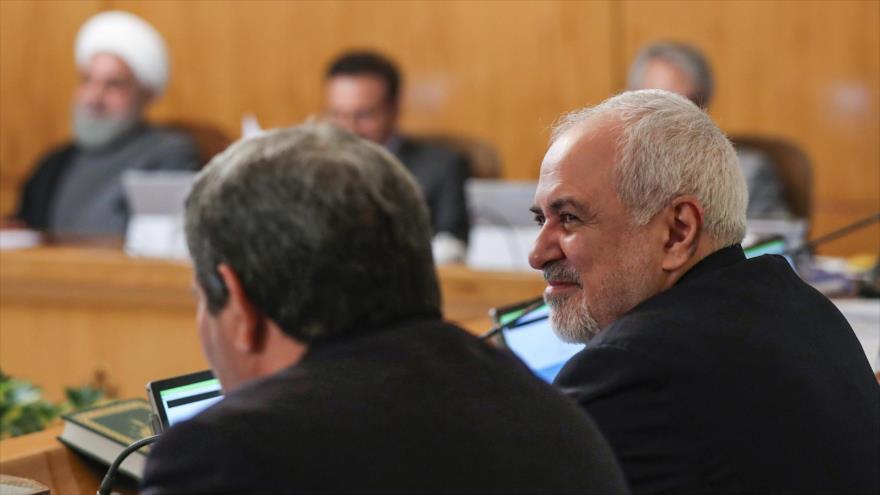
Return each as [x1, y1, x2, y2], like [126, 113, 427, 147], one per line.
[533, 214, 546, 226]
[560, 213, 579, 224]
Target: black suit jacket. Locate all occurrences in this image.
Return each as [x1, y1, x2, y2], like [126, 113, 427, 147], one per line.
[394, 138, 470, 242]
[15, 125, 198, 230]
[142, 319, 628, 494]
[555, 245, 879, 494]
[15, 144, 76, 229]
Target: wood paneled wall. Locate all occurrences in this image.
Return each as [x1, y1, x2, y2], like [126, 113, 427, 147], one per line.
[619, 0, 880, 256]
[1, 0, 877, 254]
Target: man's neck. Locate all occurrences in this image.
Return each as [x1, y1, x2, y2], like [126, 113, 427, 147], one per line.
[662, 236, 721, 291]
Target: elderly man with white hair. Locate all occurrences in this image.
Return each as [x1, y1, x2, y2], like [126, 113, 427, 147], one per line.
[530, 90, 878, 494]
[627, 41, 791, 219]
[15, 11, 198, 235]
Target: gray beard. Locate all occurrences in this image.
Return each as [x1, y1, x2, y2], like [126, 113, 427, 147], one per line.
[72, 106, 139, 149]
[546, 291, 601, 344]
[542, 261, 601, 344]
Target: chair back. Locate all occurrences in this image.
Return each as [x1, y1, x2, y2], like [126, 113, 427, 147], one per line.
[167, 121, 232, 168]
[422, 134, 502, 179]
[731, 135, 812, 219]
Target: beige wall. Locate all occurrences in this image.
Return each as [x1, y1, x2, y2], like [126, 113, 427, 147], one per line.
[1, 0, 877, 254]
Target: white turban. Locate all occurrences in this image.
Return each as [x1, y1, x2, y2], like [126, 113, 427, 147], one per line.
[75, 11, 169, 95]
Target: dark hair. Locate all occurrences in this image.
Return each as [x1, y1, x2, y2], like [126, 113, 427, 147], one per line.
[325, 51, 402, 103]
[185, 124, 440, 344]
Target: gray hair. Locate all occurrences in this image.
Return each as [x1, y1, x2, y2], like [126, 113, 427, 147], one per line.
[628, 41, 714, 108]
[552, 89, 747, 248]
[185, 123, 441, 343]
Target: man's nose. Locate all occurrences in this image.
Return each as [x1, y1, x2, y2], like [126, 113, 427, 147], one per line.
[77, 81, 105, 110]
[529, 224, 564, 270]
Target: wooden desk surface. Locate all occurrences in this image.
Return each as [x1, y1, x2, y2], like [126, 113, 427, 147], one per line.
[0, 425, 138, 495]
[1, 245, 544, 401]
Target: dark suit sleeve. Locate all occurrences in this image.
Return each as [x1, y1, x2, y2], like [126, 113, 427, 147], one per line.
[141, 418, 253, 494]
[555, 344, 694, 495]
[432, 153, 471, 242]
[14, 145, 75, 229]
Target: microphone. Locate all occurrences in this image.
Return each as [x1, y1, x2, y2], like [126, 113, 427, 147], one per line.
[480, 298, 546, 340]
[787, 212, 880, 256]
[97, 434, 160, 495]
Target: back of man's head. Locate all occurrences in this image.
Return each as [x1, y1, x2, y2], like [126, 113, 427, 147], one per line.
[325, 51, 402, 104]
[185, 124, 441, 343]
[553, 89, 747, 249]
[627, 41, 714, 109]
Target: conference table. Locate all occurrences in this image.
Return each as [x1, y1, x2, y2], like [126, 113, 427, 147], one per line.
[3, 242, 878, 494]
[0, 241, 546, 403]
[0, 241, 546, 493]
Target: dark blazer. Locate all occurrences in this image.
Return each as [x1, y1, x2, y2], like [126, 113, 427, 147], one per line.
[394, 138, 470, 242]
[142, 319, 628, 494]
[555, 245, 880, 495]
[15, 144, 76, 229]
[15, 125, 197, 230]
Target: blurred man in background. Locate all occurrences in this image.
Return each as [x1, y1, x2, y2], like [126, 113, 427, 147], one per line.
[323, 51, 471, 263]
[531, 90, 878, 494]
[141, 124, 628, 494]
[628, 41, 791, 219]
[15, 11, 198, 236]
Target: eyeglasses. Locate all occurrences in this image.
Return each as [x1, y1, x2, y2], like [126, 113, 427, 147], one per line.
[322, 103, 391, 126]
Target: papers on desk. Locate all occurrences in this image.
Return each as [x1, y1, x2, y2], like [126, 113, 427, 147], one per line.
[833, 298, 880, 372]
[0, 229, 42, 251]
[124, 214, 188, 259]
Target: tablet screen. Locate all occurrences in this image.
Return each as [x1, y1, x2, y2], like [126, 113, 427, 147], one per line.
[495, 301, 585, 383]
[148, 370, 223, 430]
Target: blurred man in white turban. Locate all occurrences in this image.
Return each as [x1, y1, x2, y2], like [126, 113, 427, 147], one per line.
[15, 11, 198, 235]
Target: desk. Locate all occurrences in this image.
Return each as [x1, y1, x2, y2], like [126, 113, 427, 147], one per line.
[0, 425, 137, 495]
[0, 245, 545, 401]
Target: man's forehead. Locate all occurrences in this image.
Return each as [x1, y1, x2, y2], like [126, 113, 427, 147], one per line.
[539, 114, 619, 191]
[326, 75, 387, 99]
[84, 52, 137, 80]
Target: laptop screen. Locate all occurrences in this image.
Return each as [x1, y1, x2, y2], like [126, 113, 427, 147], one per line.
[148, 370, 223, 430]
[495, 302, 585, 383]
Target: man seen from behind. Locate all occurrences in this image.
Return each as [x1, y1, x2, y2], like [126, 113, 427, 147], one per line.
[141, 124, 628, 494]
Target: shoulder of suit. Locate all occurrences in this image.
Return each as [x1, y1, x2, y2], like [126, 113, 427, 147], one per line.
[141, 125, 198, 152]
[588, 254, 800, 359]
[36, 141, 76, 164]
[399, 137, 466, 165]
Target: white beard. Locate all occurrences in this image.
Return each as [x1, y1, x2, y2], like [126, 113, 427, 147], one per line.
[546, 291, 600, 343]
[72, 105, 139, 149]
[541, 260, 601, 344]
[543, 230, 657, 344]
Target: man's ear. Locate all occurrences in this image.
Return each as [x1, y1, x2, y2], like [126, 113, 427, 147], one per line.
[661, 195, 704, 272]
[216, 263, 267, 354]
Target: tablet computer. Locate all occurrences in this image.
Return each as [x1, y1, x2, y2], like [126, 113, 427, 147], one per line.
[490, 297, 584, 383]
[146, 369, 223, 433]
